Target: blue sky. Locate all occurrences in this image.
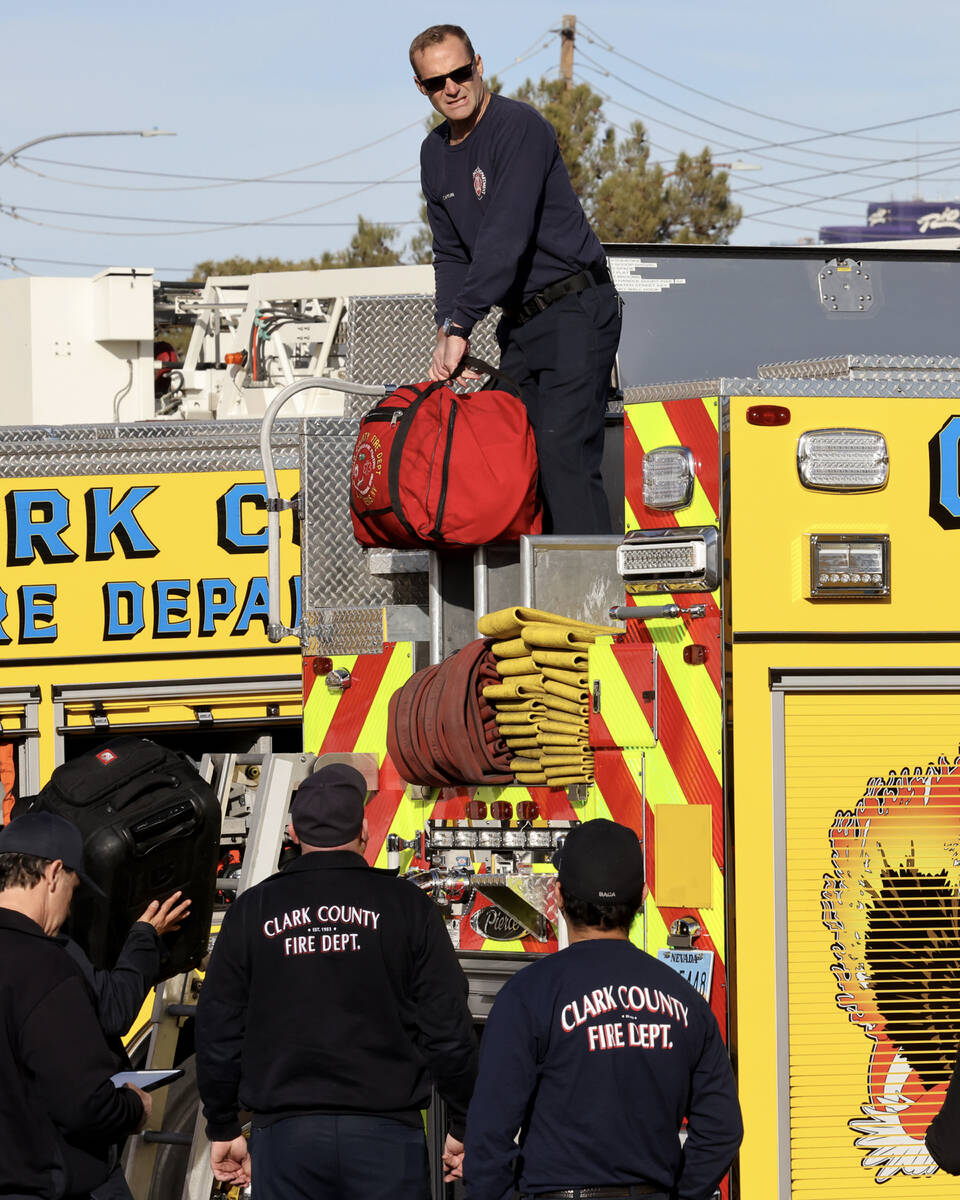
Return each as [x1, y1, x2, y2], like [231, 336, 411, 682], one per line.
[1, 0, 958, 279]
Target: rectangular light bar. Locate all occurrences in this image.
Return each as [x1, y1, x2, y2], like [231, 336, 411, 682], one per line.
[642, 446, 695, 511]
[808, 534, 890, 598]
[797, 428, 888, 491]
[617, 526, 719, 594]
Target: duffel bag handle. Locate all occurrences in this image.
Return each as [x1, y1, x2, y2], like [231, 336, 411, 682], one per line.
[449, 354, 521, 397]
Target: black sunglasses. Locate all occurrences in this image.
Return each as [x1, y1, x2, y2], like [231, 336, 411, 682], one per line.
[417, 59, 475, 95]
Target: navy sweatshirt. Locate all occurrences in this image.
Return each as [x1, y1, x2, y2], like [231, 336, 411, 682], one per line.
[0, 909, 143, 1199]
[61, 921, 163, 1040]
[464, 938, 743, 1200]
[196, 851, 478, 1141]
[420, 92, 605, 333]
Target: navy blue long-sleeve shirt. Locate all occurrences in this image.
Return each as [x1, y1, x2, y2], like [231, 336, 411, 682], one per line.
[420, 92, 605, 333]
[0, 909, 143, 1198]
[196, 851, 478, 1142]
[62, 921, 163, 1039]
[464, 938, 743, 1200]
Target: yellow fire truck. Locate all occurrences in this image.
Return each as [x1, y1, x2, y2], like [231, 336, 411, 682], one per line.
[8, 246, 960, 1200]
[259, 245, 960, 1200]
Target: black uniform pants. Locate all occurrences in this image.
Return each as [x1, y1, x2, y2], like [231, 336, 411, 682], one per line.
[250, 1112, 430, 1200]
[497, 281, 621, 535]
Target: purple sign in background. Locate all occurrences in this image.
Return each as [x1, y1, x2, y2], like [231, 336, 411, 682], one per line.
[820, 199, 960, 243]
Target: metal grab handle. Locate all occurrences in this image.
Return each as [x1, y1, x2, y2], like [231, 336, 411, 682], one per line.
[609, 604, 706, 621]
[260, 376, 386, 643]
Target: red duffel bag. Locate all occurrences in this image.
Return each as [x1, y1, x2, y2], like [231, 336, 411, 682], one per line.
[350, 356, 541, 549]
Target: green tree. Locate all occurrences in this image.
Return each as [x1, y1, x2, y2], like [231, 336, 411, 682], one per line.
[190, 215, 404, 280]
[190, 254, 328, 280]
[329, 214, 403, 267]
[592, 125, 741, 244]
[407, 202, 434, 265]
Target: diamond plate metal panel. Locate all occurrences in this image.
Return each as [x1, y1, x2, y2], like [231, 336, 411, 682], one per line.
[758, 354, 960, 380]
[626, 377, 960, 403]
[624, 382, 725, 405]
[0, 419, 301, 477]
[757, 358, 850, 380]
[301, 608, 385, 656]
[299, 417, 428, 653]
[345, 295, 501, 387]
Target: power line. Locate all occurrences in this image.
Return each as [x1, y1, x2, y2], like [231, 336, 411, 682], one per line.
[575, 70, 948, 191]
[0, 157, 422, 237]
[1, 203, 422, 226]
[577, 49, 960, 169]
[11, 160, 423, 192]
[728, 105, 960, 159]
[740, 153, 960, 219]
[1, 42, 552, 197]
[731, 141, 960, 196]
[568, 72, 868, 219]
[3, 120, 422, 190]
[576, 19, 960, 149]
[577, 69, 960, 222]
[0, 205, 420, 236]
[1, 253, 193, 270]
[568, 66, 951, 228]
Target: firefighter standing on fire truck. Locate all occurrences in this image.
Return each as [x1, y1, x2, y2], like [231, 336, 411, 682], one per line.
[463, 819, 743, 1200]
[412, 23, 621, 536]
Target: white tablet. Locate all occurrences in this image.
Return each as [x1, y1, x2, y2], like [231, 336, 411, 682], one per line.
[111, 1068, 185, 1092]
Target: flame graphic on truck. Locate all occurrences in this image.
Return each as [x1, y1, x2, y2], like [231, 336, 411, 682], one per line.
[821, 751, 960, 1181]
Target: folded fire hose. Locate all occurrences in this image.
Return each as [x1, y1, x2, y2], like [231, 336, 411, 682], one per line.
[477, 607, 616, 786]
[386, 609, 616, 789]
[387, 639, 513, 787]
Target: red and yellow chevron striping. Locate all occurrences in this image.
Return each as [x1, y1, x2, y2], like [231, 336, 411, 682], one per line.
[615, 393, 727, 1031]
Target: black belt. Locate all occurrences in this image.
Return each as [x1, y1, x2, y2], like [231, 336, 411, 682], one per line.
[530, 1186, 664, 1199]
[508, 262, 612, 326]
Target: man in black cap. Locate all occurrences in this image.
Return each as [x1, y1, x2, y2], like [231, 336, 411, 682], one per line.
[196, 762, 478, 1199]
[0, 811, 150, 1199]
[464, 818, 743, 1200]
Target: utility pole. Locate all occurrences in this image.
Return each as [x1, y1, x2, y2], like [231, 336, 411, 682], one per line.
[560, 14, 576, 88]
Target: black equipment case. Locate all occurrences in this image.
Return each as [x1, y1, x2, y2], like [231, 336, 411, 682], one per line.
[28, 736, 221, 975]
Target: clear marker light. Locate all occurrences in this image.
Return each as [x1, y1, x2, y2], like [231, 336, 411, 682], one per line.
[642, 446, 695, 511]
[797, 429, 888, 491]
[616, 527, 719, 594]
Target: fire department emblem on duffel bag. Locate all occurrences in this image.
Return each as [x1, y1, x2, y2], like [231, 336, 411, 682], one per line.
[352, 431, 382, 507]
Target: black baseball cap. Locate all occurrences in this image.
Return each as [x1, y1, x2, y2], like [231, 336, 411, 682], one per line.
[291, 764, 367, 847]
[0, 811, 105, 896]
[553, 818, 644, 906]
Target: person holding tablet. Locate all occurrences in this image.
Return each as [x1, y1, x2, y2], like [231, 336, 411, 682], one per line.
[0, 813, 151, 1199]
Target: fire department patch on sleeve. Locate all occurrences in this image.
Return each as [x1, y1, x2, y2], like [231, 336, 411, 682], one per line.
[473, 166, 487, 199]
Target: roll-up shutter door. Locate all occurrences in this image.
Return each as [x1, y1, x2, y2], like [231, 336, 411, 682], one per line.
[54, 676, 302, 737]
[784, 687, 960, 1198]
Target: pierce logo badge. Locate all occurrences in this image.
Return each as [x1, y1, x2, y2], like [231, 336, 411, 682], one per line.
[473, 166, 487, 199]
[470, 905, 524, 941]
[96, 750, 118, 765]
